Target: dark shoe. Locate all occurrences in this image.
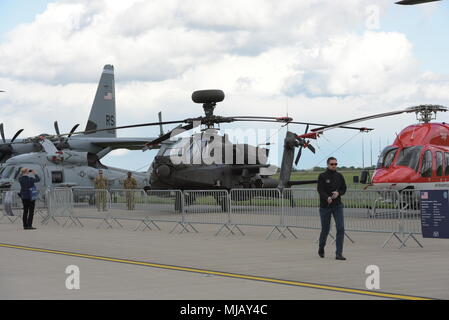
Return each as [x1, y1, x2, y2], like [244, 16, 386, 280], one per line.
[336, 255, 346, 260]
[29, 227, 36, 230]
[318, 248, 324, 258]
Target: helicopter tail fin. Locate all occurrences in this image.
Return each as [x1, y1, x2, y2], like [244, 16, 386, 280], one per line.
[84, 64, 116, 137]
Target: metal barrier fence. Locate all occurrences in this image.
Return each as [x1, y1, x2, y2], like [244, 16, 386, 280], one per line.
[0, 189, 48, 224]
[44, 188, 74, 226]
[397, 189, 423, 248]
[72, 188, 112, 228]
[230, 189, 281, 226]
[184, 190, 229, 224]
[0, 191, 26, 223]
[19, 187, 440, 248]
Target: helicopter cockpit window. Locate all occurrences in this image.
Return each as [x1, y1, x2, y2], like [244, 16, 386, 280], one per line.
[377, 147, 398, 169]
[436, 152, 443, 177]
[188, 139, 201, 154]
[0, 166, 15, 179]
[13, 167, 23, 179]
[396, 146, 423, 171]
[421, 150, 433, 178]
[445, 153, 449, 176]
[162, 139, 190, 157]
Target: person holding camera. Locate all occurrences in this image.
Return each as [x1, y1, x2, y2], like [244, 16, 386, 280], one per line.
[317, 157, 347, 260]
[18, 168, 40, 230]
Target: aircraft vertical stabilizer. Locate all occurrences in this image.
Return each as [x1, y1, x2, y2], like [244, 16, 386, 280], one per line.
[85, 64, 116, 137]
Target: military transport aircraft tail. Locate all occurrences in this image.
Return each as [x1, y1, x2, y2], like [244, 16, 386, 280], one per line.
[84, 64, 116, 138]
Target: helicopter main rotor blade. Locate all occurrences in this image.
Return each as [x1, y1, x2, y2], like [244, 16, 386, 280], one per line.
[232, 117, 373, 131]
[146, 123, 195, 146]
[396, 0, 441, 4]
[307, 109, 414, 137]
[57, 119, 188, 137]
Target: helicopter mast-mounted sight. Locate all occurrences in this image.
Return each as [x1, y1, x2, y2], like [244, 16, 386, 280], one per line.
[406, 104, 448, 123]
[192, 89, 225, 120]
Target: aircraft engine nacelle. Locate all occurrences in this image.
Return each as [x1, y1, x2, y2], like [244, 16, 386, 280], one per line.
[47, 150, 89, 165]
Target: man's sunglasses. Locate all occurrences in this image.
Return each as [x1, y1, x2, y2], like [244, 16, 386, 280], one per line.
[329, 163, 338, 166]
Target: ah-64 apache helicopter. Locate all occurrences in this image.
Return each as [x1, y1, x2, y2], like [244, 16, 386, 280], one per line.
[51, 89, 372, 191]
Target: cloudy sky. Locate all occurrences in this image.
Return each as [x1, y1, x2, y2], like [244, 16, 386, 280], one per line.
[0, 0, 448, 172]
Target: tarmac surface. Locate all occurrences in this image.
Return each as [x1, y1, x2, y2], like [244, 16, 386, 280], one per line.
[0, 212, 448, 300]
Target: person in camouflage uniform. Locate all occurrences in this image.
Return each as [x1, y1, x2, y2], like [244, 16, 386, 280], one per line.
[123, 171, 137, 210]
[94, 170, 108, 211]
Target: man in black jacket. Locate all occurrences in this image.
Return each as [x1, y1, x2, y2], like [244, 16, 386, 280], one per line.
[18, 168, 40, 230]
[317, 157, 347, 260]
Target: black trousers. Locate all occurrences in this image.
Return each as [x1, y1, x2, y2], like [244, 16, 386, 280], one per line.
[22, 199, 36, 228]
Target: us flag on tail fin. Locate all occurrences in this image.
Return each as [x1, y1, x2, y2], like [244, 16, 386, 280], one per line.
[104, 92, 113, 100]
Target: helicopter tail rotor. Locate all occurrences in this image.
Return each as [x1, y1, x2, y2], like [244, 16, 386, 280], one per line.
[294, 124, 309, 166]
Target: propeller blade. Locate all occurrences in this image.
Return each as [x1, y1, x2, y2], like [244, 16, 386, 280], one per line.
[0, 123, 5, 143]
[68, 124, 80, 137]
[11, 129, 24, 143]
[54, 121, 61, 137]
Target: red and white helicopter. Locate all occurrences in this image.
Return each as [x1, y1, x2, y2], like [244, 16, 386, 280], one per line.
[294, 105, 448, 191]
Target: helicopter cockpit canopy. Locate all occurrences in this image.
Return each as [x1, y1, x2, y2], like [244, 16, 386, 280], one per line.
[0, 165, 17, 179]
[161, 131, 225, 164]
[376, 146, 398, 169]
[377, 145, 424, 171]
[395, 146, 423, 171]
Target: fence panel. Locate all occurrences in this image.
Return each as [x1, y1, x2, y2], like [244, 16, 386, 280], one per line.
[399, 190, 422, 235]
[183, 190, 229, 225]
[110, 189, 148, 211]
[0, 191, 24, 223]
[230, 189, 281, 227]
[342, 189, 401, 233]
[282, 189, 321, 230]
[144, 190, 184, 223]
[72, 188, 111, 221]
[47, 188, 74, 218]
